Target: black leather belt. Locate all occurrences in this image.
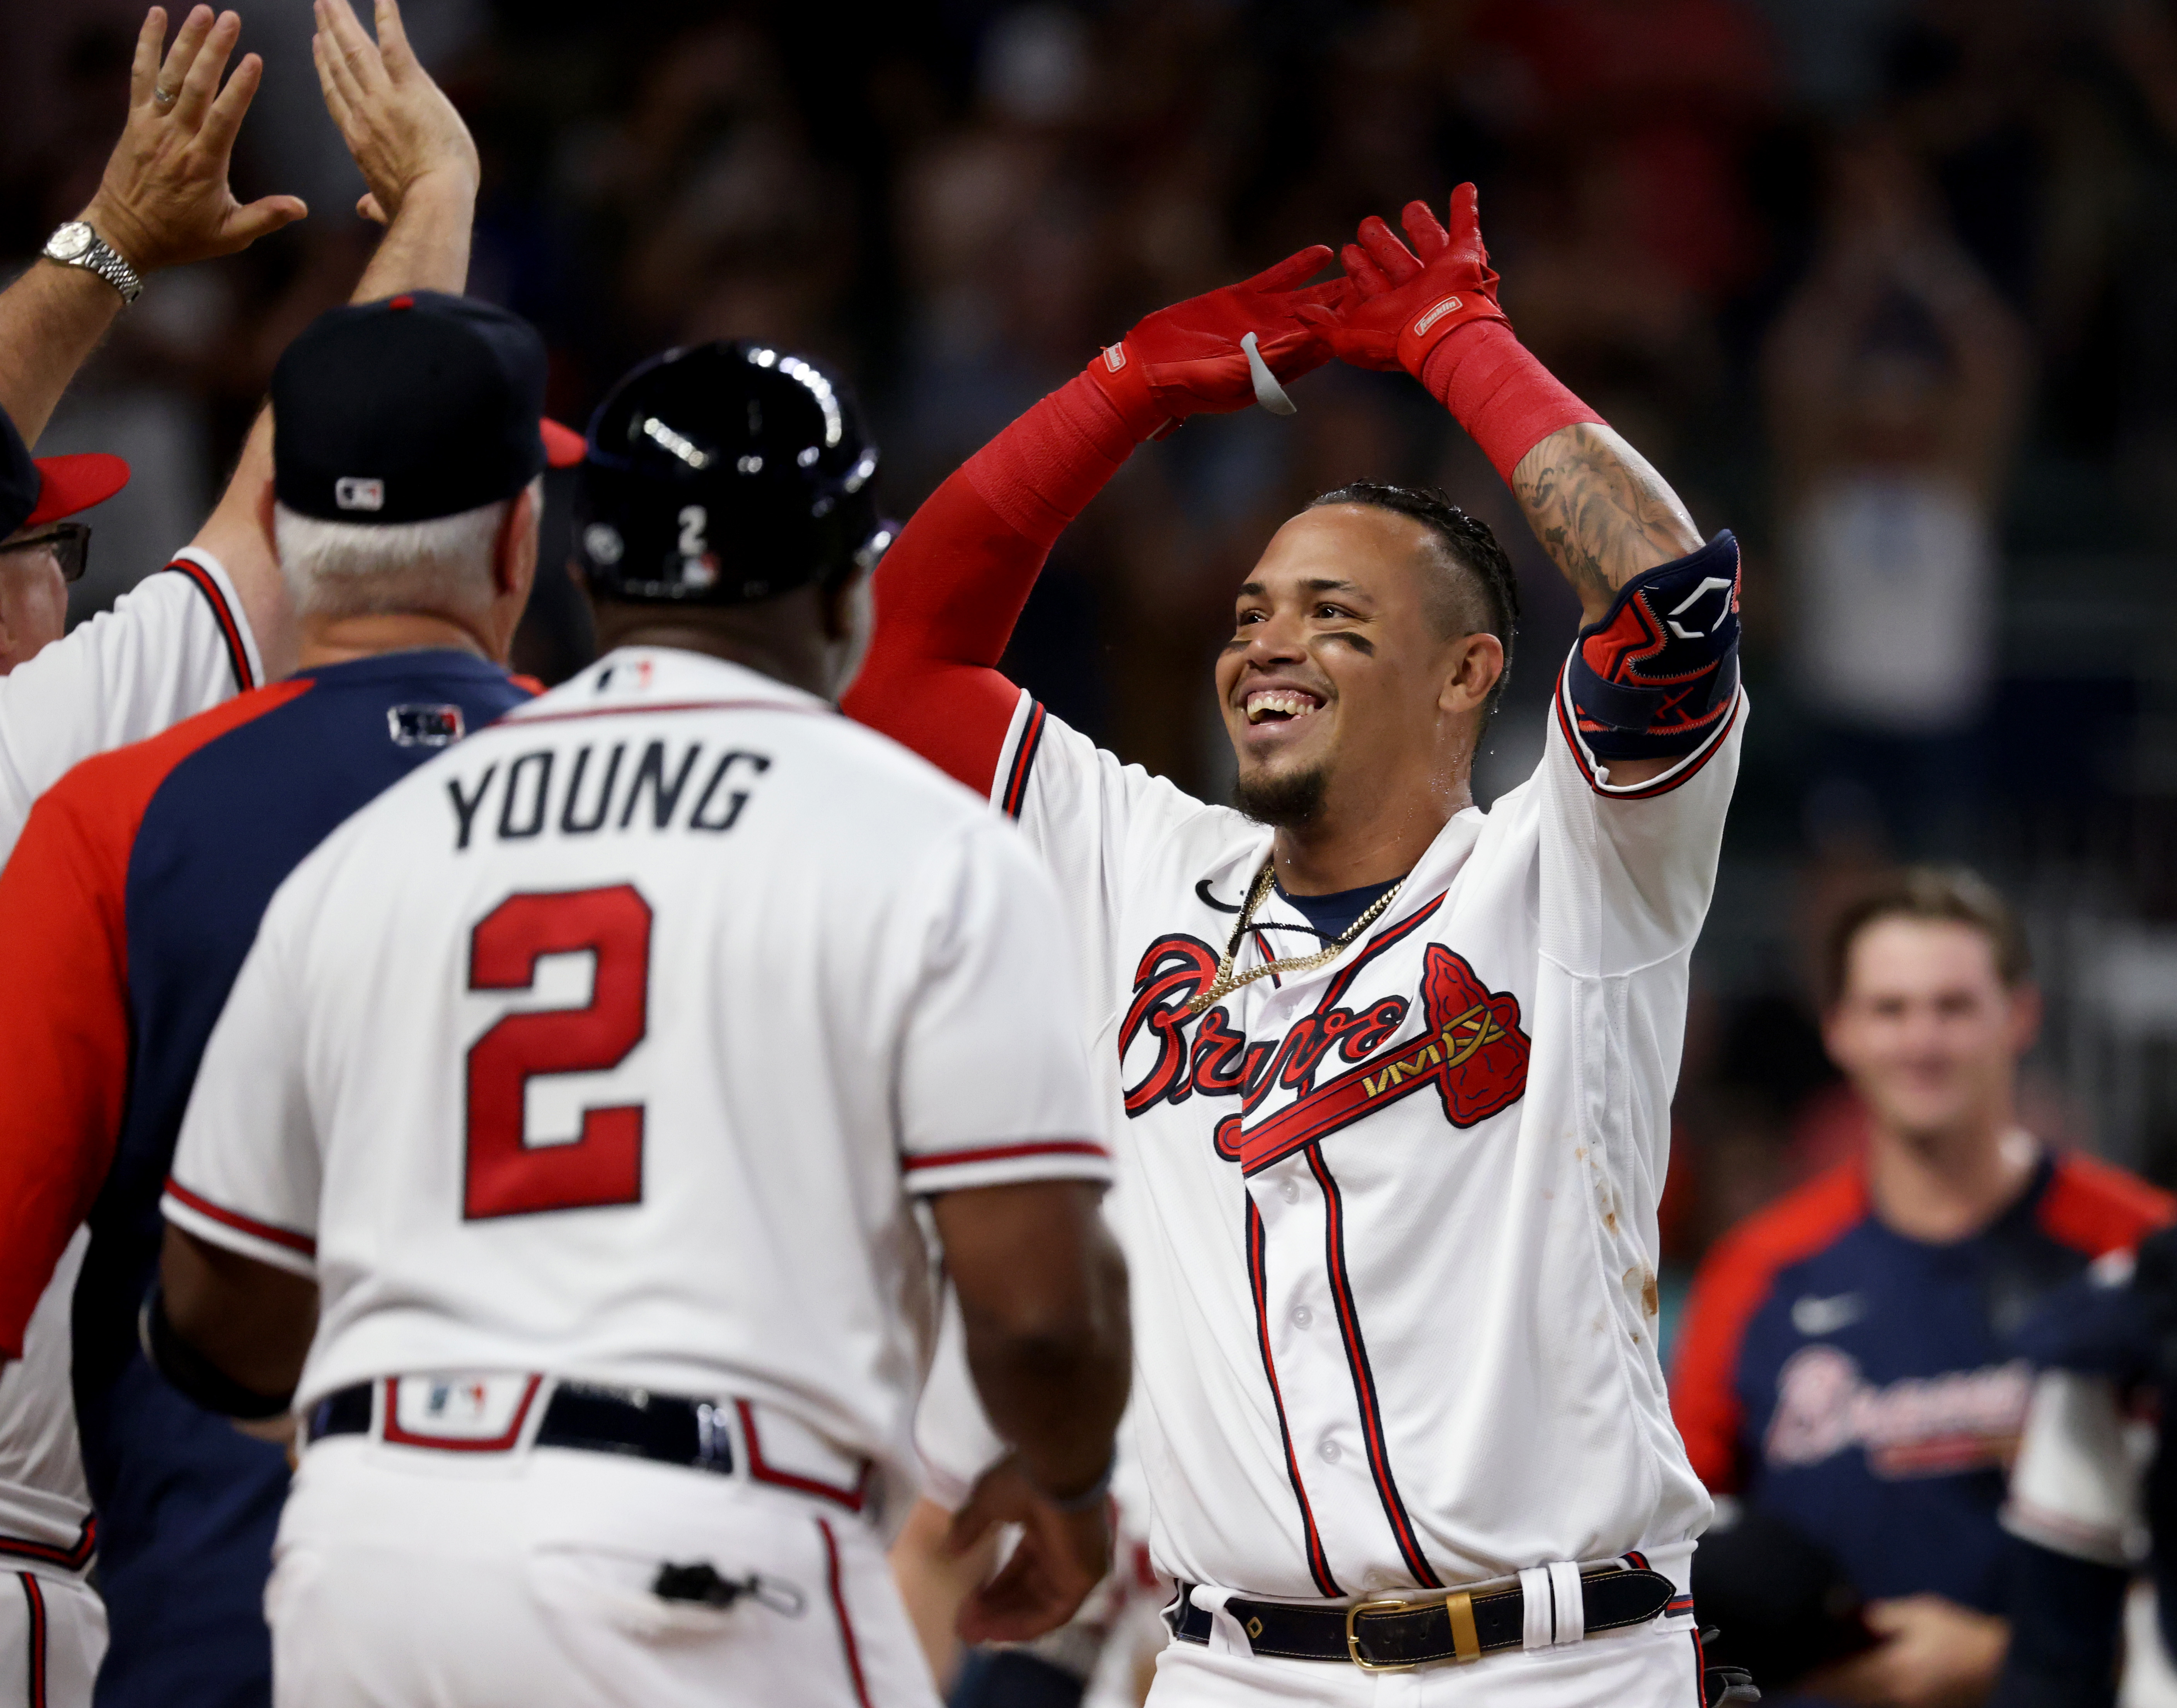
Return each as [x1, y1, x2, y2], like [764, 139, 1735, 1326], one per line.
[1168, 1565, 1679, 1670]
[308, 1380, 734, 1475]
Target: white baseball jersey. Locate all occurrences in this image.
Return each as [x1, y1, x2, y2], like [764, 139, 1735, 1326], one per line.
[166, 646, 1108, 1501]
[981, 661, 1743, 1602]
[0, 546, 258, 1575]
[0, 547, 259, 868]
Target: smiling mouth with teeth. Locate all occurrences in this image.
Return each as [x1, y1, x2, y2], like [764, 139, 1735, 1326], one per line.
[1244, 690, 1325, 725]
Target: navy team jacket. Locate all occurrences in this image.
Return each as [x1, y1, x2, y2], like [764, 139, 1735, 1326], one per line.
[1670, 1153, 2170, 1611]
[0, 649, 530, 1708]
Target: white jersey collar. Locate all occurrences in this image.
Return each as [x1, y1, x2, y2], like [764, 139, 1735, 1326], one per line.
[509, 645, 831, 719]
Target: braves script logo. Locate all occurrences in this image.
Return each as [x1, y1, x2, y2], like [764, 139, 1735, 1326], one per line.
[1765, 1345, 2032, 1480]
[1118, 929, 1529, 1175]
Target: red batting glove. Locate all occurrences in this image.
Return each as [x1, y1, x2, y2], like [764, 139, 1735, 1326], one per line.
[1086, 245, 1345, 440]
[1306, 184, 1509, 376]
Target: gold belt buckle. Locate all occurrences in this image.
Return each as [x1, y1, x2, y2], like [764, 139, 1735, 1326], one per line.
[1345, 1589, 1481, 1671]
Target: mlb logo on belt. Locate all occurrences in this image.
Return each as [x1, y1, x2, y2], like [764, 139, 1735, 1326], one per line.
[384, 1373, 542, 1450]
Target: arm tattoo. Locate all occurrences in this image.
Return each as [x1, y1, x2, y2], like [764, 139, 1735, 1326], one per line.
[1511, 424, 1702, 617]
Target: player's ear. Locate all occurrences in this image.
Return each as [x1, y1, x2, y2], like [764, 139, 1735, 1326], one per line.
[493, 482, 542, 602]
[1437, 629, 1503, 718]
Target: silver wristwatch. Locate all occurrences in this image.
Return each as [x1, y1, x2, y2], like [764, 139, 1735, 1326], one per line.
[43, 221, 142, 305]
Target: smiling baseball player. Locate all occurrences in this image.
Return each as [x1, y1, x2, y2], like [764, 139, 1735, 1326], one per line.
[844, 188, 1743, 1703]
[152, 341, 1130, 1706]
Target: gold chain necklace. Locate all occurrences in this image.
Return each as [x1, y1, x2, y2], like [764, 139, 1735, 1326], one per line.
[1185, 860, 1406, 1016]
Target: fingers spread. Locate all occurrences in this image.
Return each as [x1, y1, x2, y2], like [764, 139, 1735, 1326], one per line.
[374, 0, 418, 77]
[1401, 198, 1450, 259]
[131, 8, 168, 110]
[355, 192, 388, 225]
[172, 9, 240, 129]
[200, 49, 263, 155]
[158, 5, 217, 107]
[1355, 214, 1422, 286]
[1246, 244, 1335, 295]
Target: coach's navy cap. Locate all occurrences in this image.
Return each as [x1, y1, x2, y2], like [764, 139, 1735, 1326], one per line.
[0, 405, 131, 541]
[271, 291, 583, 526]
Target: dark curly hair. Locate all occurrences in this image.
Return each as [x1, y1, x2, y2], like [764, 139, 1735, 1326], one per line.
[1306, 481, 1520, 718]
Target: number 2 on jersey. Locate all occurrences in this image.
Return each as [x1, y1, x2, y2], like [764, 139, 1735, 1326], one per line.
[465, 885, 652, 1220]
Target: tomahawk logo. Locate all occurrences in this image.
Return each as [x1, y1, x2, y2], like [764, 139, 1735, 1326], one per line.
[1210, 944, 1529, 1173]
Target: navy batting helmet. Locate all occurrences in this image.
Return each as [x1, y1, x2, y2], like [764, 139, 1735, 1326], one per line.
[574, 341, 890, 605]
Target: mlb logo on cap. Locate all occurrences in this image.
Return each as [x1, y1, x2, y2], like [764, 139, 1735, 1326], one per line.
[271, 291, 582, 527]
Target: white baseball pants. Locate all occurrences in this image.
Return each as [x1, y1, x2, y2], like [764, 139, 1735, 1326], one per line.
[0, 1570, 105, 1708]
[1147, 1619, 1704, 1707]
[266, 1439, 939, 1708]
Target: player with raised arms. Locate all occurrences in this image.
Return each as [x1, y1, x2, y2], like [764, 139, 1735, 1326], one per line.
[152, 341, 1132, 1705]
[844, 187, 1749, 1704]
[0, 3, 481, 1700]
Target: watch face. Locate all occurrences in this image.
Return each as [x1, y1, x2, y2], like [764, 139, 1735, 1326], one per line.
[46, 222, 92, 262]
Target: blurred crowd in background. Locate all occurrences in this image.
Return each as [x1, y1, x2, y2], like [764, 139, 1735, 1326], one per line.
[8, 0, 2177, 1347]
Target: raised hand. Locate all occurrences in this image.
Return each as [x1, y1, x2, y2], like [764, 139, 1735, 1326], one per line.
[1306, 184, 1508, 375]
[312, 0, 480, 227]
[81, 6, 309, 274]
[1090, 247, 1347, 438]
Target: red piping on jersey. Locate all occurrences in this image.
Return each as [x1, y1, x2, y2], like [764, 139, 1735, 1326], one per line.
[999, 701, 1047, 818]
[1247, 1200, 1342, 1597]
[1668, 1167, 1868, 1492]
[501, 699, 830, 727]
[2037, 1151, 2175, 1255]
[380, 1376, 540, 1452]
[18, 1573, 46, 1708]
[735, 1400, 869, 1513]
[162, 1178, 316, 1258]
[161, 557, 254, 693]
[0, 679, 312, 1358]
[0, 1518, 94, 1573]
[818, 1518, 874, 1708]
[1552, 665, 1741, 801]
[1305, 1147, 1441, 1589]
[899, 1139, 1110, 1173]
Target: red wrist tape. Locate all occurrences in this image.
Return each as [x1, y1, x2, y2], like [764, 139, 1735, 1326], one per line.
[1421, 321, 1603, 485]
[1083, 341, 1177, 443]
[964, 369, 1142, 550]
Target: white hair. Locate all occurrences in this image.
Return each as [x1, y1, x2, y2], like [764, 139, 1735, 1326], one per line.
[273, 476, 541, 622]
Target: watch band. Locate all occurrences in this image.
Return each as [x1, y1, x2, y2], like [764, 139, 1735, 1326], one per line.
[45, 223, 142, 305]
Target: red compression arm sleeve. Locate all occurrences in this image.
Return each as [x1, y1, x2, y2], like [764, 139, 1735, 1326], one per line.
[1420, 320, 1604, 486]
[843, 369, 1141, 792]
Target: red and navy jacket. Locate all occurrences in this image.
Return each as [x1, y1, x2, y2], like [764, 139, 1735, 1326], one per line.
[0, 649, 530, 1708]
[1670, 1152, 2172, 1613]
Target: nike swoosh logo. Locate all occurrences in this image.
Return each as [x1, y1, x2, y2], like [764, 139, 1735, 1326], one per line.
[1792, 1293, 1863, 1336]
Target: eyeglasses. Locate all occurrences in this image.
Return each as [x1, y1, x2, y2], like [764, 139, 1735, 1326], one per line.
[0, 522, 91, 584]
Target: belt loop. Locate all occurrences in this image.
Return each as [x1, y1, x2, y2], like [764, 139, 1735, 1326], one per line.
[1547, 1561, 1585, 1645]
[1189, 1586, 1256, 1658]
[1444, 1590, 1481, 1662]
[1517, 1566, 1553, 1649]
